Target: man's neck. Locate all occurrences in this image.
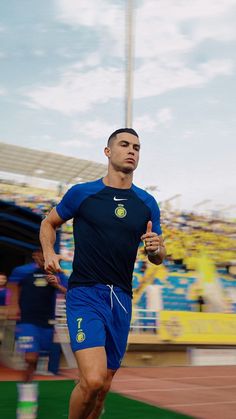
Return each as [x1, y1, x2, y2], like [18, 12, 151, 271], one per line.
[103, 171, 133, 189]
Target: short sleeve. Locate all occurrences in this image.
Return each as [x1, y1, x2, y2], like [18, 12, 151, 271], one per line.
[8, 266, 25, 284]
[149, 196, 162, 235]
[131, 184, 162, 236]
[56, 180, 105, 221]
[56, 185, 80, 221]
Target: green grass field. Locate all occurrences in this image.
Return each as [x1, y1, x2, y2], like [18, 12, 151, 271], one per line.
[0, 380, 193, 418]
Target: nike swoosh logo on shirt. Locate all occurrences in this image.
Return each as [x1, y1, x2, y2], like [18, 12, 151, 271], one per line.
[113, 196, 128, 201]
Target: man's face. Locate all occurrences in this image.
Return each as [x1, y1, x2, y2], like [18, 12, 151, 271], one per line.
[33, 250, 45, 269]
[106, 132, 140, 174]
[0, 274, 7, 287]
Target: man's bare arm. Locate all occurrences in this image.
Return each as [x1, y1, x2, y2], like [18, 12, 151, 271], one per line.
[40, 208, 66, 273]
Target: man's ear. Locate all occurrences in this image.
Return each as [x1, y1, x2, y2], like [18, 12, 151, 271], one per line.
[104, 146, 111, 157]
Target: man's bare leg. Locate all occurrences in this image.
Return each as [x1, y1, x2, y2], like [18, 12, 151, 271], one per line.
[17, 353, 39, 419]
[87, 369, 117, 419]
[68, 347, 107, 419]
[24, 352, 38, 382]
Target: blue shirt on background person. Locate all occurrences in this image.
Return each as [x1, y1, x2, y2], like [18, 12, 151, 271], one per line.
[9, 262, 67, 327]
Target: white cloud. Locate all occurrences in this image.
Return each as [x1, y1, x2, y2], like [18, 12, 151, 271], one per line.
[57, 119, 116, 152]
[73, 119, 115, 140]
[206, 98, 220, 105]
[34, 23, 49, 34]
[32, 49, 46, 57]
[71, 52, 101, 70]
[136, 17, 194, 59]
[24, 56, 233, 114]
[41, 134, 53, 141]
[56, 0, 125, 55]
[139, 0, 236, 21]
[134, 108, 173, 132]
[157, 108, 173, 124]
[0, 87, 7, 96]
[23, 0, 235, 115]
[183, 130, 194, 139]
[135, 59, 233, 98]
[136, 0, 236, 59]
[56, 0, 122, 28]
[133, 115, 158, 133]
[199, 60, 233, 78]
[25, 64, 124, 114]
[192, 19, 236, 43]
[55, 48, 76, 59]
[54, 0, 236, 62]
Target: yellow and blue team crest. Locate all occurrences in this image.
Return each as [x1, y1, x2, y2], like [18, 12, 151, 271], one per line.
[76, 331, 86, 343]
[33, 275, 47, 287]
[115, 204, 127, 218]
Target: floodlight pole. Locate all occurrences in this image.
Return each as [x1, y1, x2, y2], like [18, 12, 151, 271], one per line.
[125, 0, 134, 128]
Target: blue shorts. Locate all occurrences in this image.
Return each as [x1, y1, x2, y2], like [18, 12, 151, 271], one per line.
[15, 323, 54, 354]
[66, 284, 132, 370]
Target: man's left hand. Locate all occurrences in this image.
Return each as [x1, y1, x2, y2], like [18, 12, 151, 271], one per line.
[141, 221, 161, 254]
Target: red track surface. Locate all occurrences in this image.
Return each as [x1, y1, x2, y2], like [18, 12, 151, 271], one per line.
[1, 364, 236, 418]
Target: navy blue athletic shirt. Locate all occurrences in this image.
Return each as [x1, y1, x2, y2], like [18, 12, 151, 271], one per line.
[9, 263, 67, 327]
[0, 288, 7, 305]
[56, 178, 162, 296]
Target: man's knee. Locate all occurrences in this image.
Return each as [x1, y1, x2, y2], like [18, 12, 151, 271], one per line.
[25, 352, 38, 367]
[97, 372, 115, 402]
[81, 374, 106, 399]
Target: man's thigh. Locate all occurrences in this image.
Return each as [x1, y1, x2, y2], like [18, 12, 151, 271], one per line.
[74, 347, 107, 383]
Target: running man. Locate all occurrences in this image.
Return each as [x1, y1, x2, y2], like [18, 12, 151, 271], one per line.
[9, 248, 67, 418]
[40, 128, 166, 419]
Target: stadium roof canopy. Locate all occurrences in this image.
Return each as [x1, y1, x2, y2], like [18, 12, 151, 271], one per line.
[0, 142, 107, 184]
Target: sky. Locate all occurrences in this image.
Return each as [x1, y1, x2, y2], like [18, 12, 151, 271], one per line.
[0, 0, 236, 215]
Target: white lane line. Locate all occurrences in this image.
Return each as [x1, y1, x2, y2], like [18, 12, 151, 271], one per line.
[116, 385, 236, 393]
[167, 375, 236, 381]
[114, 375, 236, 382]
[169, 400, 236, 407]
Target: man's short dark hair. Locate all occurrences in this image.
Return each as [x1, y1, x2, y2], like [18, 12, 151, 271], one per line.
[107, 128, 139, 146]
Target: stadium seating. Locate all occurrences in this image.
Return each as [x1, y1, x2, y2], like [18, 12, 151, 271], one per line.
[2, 182, 236, 319]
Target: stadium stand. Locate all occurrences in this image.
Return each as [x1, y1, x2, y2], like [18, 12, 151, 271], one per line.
[2, 181, 236, 324]
[1, 144, 236, 335]
[0, 142, 106, 184]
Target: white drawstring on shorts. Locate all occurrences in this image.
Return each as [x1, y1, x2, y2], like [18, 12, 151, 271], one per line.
[106, 284, 128, 313]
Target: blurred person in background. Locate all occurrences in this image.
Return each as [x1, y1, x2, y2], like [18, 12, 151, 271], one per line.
[0, 272, 10, 306]
[8, 248, 67, 419]
[0, 272, 11, 348]
[197, 293, 205, 312]
[40, 128, 166, 419]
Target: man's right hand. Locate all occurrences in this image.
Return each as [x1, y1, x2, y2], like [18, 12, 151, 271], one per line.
[46, 274, 67, 294]
[44, 253, 68, 274]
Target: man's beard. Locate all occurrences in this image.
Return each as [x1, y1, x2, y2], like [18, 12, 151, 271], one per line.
[112, 162, 134, 174]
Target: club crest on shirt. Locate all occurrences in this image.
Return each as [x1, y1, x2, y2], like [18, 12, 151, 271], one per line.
[115, 204, 127, 218]
[76, 331, 86, 343]
[33, 274, 48, 287]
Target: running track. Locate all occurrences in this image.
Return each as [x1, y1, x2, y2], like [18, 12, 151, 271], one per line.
[1, 364, 236, 418]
